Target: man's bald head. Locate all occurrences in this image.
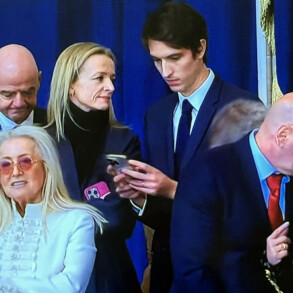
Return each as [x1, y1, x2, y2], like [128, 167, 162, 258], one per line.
[256, 92, 293, 175]
[275, 92, 293, 105]
[0, 44, 39, 76]
[0, 44, 41, 124]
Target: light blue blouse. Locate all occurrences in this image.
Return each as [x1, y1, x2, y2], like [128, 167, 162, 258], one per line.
[0, 201, 96, 293]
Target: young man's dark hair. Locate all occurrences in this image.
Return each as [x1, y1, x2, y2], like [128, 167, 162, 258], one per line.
[142, 2, 208, 63]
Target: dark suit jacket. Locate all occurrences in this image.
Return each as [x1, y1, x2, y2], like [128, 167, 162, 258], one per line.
[171, 134, 293, 293]
[33, 106, 47, 125]
[140, 74, 259, 293]
[49, 125, 142, 293]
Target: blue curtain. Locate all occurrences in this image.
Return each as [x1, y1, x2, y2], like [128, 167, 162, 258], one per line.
[183, 0, 258, 93]
[275, 0, 293, 93]
[0, 0, 292, 283]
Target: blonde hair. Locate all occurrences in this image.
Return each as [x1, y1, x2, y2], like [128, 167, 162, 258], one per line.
[0, 125, 106, 234]
[47, 42, 124, 141]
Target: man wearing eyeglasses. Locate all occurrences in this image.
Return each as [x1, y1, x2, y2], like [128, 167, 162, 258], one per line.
[0, 44, 46, 130]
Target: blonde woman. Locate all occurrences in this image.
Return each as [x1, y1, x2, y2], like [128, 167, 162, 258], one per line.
[47, 42, 142, 293]
[0, 125, 106, 292]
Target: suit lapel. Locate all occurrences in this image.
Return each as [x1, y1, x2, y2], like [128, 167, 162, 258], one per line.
[285, 179, 293, 247]
[51, 131, 81, 201]
[285, 178, 293, 222]
[33, 107, 47, 125]
[164, 94, 178, 176]
[235, 136, 272, 232]
[181, 76, 222, 169]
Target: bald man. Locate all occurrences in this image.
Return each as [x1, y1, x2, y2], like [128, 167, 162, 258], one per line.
[171, 93, 293, 293]
[0, 44, 46, 129]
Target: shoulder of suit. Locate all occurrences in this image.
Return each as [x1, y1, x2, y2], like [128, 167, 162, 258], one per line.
[220, 81, 259, 102]
[106, 126, 139, 146]
[146, 92, 177, 115]
[33, 107, 47, 124]
[108, 126, 135, 138]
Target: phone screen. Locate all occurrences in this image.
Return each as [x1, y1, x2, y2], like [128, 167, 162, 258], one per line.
[106, 154, 129, 172]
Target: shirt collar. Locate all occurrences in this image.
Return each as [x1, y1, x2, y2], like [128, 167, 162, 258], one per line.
[12, 200, 43, 219]
[249, 130, 286, 181]
[178, 69, 215, 111]
[0, 110, 34, 131]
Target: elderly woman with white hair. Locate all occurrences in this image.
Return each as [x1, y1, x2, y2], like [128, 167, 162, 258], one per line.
[0, 125, 106, 293]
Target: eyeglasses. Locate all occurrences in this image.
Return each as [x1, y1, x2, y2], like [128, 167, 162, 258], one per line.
[0, 156, 43, 175]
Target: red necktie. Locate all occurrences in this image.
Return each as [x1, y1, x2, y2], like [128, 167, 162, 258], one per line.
[266, 174, 284, 230]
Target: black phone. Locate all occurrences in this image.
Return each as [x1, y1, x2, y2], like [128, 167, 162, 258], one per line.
[106, 154, 130, 172]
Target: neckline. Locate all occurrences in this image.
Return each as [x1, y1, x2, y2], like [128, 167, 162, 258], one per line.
[12, 200, 43, 219]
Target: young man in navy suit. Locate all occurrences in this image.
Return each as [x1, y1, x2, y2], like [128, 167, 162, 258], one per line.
[112, 3, 259, 292]
[0, 44, 46, 129]
[171, 93, 293, 292]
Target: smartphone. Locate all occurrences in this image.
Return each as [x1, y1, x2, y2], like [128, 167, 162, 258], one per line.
[84, 181, 110, 200]
[106, 154, 130, 172]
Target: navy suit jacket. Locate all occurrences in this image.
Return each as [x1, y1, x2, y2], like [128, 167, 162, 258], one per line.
[171, 134, 293, 293]
[49, 126, 142, 293]
[140, 74, 259, 293]
[33, 106, 47, 125]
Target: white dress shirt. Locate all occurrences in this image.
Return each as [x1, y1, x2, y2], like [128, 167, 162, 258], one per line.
[173, 69, 215, 151]
[0, 110, 34, 131]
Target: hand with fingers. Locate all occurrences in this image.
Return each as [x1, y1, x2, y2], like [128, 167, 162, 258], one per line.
[266, 222, 291, 266]
[121, 159, 178, 199]
[107, 163, 146, 207]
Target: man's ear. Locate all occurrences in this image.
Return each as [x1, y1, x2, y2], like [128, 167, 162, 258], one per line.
[38, 71, 42, 84]
[198, 39, 207, 59]
[276, 124, 291, 147]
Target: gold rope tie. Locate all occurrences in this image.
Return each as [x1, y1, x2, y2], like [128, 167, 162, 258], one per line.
[265, 269, 284, 293]
[260, 0, 283, 104]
